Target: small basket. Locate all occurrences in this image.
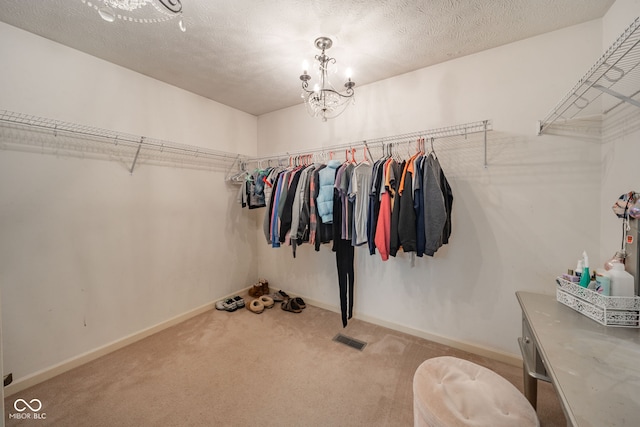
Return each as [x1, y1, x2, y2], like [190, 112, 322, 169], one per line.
[556, 277, 640, 327]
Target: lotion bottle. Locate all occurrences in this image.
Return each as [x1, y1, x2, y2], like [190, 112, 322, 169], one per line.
[609, 263, 635, 297]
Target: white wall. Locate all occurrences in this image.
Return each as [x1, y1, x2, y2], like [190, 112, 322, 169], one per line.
[599, 0, 640, 265]
[257, 19, 605, 358]
[0, 23, 258, 383]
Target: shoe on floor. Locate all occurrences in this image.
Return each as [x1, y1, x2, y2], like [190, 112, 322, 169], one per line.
[249, 283, 264, 298]
[224, 298, 238, 312]
[292, 297, 306, 309]
[259, 295, 274, 309]
[260, 279, 270, 296]
[215, 298, 237, 312]
[247, 299, 265, 314]
[268, 292, 284, 302]
[233, 295, 245, 308]
[281, 298, 302, 313]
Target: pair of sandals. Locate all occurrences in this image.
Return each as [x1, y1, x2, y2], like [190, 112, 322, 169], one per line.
[281, 297, 306, 313]
[247, 295, 274, 314]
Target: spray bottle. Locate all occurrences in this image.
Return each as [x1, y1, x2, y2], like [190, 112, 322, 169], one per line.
[579, 251, 591, 288]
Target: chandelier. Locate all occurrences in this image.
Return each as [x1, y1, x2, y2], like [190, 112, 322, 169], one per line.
[81, 0, 186, 32]
[299, 37, 355, 121]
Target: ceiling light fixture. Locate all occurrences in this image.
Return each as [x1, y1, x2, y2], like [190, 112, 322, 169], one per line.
[299, 37, 355, 122]
[81, 0, 186, 32]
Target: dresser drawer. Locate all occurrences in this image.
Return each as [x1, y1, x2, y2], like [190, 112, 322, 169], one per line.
[521, 313, 535, 361]
[519, 314, 550, 381]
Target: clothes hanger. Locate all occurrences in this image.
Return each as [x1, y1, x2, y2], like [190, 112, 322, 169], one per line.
[416, 138, 424, 155]
[362, 146, 370, 165]
[391, 142, 400, 162]
[379, 143, 388, 160]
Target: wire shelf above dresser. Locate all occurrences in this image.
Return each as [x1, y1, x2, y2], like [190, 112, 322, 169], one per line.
[538, 17, 640, 135]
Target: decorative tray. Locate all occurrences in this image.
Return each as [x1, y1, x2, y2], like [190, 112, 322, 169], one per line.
[556, 277, 640, 327]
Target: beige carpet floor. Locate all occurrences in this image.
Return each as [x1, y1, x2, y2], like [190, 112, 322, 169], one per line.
[4, 298, 565, 426]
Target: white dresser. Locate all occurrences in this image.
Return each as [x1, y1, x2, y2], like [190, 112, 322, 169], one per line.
[516, 291, 640, 427]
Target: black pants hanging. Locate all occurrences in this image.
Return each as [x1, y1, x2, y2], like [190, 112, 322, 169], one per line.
[335, 238, 355, 327]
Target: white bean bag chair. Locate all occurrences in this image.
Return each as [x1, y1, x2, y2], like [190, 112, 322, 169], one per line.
[413, 356, 539, 427]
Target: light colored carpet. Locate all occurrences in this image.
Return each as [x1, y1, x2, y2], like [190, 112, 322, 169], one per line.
[4, 298, 565, 426]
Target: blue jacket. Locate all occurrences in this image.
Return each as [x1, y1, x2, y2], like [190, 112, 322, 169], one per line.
[316, 160, 342, 224]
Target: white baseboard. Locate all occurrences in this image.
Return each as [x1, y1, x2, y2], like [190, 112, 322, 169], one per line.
[5, 289, 249, 397]
[6, 288, 520, 396]
[303, 296, 523, 368]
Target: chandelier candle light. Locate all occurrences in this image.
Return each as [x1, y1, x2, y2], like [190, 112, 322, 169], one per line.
[300, 37, 355, 121]
[81, 0, 186, 32]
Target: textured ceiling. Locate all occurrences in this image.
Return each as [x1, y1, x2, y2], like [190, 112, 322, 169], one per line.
[0, 0, 614, 116]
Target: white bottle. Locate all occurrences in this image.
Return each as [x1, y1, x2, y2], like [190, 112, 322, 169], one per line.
[608, 264, 635, 297]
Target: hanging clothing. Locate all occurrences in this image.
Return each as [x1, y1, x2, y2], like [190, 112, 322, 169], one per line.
[263, 168, 284, 244]
[419, 154, 453, 256]
[289, 168, 307, 247]
[332, 164, 355, 328]
[335, 238, 354, 328]
[349, 162, 372, 246]
[440, 163, 454, 246]
[291, 165, 317, 257]
[367, 159, 385, 256]
[309, 165, 325, 246]
[246, 169, 267, 209]
[389, 160, 405, 257]
[337, 163, 355, 241]
[253, 169, 269, 207]
[314, 167, 333, 251]
[279, 167, 304, 243]
[423, 154, 447, 256]
[398, 159, 417, 252]
[257, 143, 453, 267]
[270, 172, 287, 248]
[374, 158, 394, 261]
[414, 156, 426, 257]
[316, 159, 342, 224]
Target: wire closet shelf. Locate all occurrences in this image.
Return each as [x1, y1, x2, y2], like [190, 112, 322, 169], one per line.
[247, 119, 492, 167]
[537, 17, 640, 135]
[0, 109, 245, 173]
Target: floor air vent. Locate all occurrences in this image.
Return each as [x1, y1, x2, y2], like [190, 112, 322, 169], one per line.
[333, 334, 367, 351]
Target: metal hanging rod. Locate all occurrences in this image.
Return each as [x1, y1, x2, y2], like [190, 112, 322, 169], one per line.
[538, 17, 640, 135]
[0, 110, 245, 169]
[248, 120, 492, 164]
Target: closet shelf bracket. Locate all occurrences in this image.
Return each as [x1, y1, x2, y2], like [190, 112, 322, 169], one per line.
[537, 17, 640, 135]
[483, 120, 488, 168]
[589, 83, 640, 108]
[130, 137, 143, 174]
